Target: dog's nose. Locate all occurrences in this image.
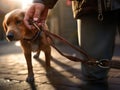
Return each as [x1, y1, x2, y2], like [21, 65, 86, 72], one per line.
[7, 33, 14, 41]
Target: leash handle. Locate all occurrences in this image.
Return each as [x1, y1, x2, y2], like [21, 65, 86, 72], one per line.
[109, 60, 120, 69]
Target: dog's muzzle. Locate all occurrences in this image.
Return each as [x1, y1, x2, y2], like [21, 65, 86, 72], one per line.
[7, 32, 14, 41]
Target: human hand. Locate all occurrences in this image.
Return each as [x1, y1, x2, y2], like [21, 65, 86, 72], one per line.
[24, 3, 48, 30]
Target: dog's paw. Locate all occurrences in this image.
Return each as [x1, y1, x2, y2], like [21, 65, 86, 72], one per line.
[26, 76, 34, 83]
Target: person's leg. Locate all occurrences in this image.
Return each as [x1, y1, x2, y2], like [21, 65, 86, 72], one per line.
[77, 13, 117, 81]
[117, 11, 120, 36]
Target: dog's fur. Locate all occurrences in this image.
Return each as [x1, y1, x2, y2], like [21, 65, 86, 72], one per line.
[2, 9, 51, 82]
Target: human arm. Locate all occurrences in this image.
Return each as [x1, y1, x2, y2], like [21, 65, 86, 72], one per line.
[33, 0, 58, 9]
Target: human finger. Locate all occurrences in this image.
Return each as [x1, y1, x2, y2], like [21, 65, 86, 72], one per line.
[24, 5, 35, 29]
[33, 3, 45, 21]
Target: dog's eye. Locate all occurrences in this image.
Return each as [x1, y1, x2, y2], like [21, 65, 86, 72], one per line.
[16, 20, 22, 25]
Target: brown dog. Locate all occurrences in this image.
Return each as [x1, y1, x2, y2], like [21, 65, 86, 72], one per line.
[2, 9, 51, 82]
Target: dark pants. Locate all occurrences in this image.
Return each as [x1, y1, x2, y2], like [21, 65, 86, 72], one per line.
[77, 10, 120, 80]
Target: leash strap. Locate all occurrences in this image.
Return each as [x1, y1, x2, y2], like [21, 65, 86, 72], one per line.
[98, 0, 111, 21]
[98, 0, 103, 21]
[31, 21, 120, 69]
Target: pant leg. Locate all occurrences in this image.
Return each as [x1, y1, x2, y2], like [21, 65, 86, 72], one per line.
[77, 13, 117, 80]
[116, 11, 120, 35]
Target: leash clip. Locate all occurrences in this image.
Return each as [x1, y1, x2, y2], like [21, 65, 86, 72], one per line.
[98, 13, 103, 21]
[87, 59, 110, 69]
[97, 59, 110, 69]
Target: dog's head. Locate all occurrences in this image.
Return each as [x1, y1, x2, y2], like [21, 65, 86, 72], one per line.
[3, 9, 33, 41]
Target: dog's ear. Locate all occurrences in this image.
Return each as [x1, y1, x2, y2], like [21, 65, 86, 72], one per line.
[2, 19, 7, 32]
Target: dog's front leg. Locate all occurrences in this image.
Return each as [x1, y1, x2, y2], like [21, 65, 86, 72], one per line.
[20, 41, 34, 82]
[24, 51, 34, 82]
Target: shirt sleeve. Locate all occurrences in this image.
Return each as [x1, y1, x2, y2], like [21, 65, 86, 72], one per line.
[33, 0, 58, 9]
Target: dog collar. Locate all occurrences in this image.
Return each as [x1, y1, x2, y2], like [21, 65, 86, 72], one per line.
[23, 31, 42, 41]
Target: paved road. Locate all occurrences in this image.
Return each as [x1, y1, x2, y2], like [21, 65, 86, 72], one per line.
[0, 41, 120, 90]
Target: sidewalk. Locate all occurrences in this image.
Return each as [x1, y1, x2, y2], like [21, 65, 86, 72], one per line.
[0, 41, 120, 90]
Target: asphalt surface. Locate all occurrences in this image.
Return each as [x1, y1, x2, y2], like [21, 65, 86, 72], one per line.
[0, 41, 120, 90]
